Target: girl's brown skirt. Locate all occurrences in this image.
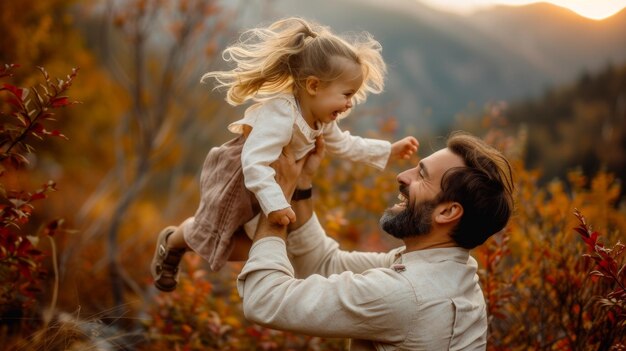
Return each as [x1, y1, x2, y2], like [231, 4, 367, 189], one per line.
[184, 135, 259, 271]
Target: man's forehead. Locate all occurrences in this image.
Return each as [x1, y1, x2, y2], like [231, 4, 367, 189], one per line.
[421, 148, 464, 175]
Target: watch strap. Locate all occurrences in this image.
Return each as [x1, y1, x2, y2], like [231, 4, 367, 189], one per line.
[292, 187, 313, 201]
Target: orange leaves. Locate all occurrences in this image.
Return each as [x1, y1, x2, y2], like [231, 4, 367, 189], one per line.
[475, 229, 514, 329]
[468, 127, 626, 348]
[147, 263, 232, 349]
[484, 159, 626, 348]
[310, 155, 398, 249]
[144, 254, 348, 350]
[323, 209, 348, 237]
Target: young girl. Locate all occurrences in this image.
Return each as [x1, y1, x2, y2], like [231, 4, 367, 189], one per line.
[151, 17, 419, 292]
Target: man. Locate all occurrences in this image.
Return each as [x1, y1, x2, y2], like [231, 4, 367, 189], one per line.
[237, 131, 514, 350]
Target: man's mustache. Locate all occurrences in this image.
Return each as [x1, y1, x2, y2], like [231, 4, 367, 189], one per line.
[399, 184, 409, 199]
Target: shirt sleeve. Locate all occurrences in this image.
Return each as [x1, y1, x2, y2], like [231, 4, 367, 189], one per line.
[286, 213, 403, 278]
[241, 98, 295, 215]
[237, 237, 413, 343]
[322, 122, 392, 170]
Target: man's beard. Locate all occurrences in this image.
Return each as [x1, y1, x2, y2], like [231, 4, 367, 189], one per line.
[379, 198, 438, 239]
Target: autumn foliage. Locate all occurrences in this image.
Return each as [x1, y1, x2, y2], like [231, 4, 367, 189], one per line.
[472, 130, 626, 350]
[2, 0, 626, 350]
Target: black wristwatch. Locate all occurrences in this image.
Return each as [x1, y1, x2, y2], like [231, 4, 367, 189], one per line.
[291, 187, 313, 201]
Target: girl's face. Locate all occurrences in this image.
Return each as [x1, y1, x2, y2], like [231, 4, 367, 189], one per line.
[307, 58, 363, 125]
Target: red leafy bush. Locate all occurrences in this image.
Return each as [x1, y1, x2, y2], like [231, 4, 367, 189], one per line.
[574, 209, 626, 338]
[0, 63, 77, 334]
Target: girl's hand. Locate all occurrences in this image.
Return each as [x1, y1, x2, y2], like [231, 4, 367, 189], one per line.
[391, 136, 419, 160]
[268, 207, 297, 226]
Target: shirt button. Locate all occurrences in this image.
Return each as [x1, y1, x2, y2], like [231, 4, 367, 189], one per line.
[391, 264, 406, 272]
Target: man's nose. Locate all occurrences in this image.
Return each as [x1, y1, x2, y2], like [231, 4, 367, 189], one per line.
[396, 168, 415, 185]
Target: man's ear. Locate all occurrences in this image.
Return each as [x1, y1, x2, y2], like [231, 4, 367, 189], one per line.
[434, 202, 463, 224]
[305, 76, 320, 95]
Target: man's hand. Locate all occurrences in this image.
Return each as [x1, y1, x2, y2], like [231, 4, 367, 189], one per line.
[271, 143, 307, 200]
[254, 143, 307, 242]
[290, 137, 325, 231]
[255, 138, 326, 242]
[298, 136, 326, 188]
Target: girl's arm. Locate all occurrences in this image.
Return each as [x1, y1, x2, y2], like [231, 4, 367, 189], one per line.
[322, 122, 391, 170]
[241, 98, 296, 216]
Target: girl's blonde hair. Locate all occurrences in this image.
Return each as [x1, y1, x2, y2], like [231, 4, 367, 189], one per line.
[202, 17, 386, 106]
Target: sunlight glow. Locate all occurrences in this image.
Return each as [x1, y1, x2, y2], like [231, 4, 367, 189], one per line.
[418, 0, 626, 20]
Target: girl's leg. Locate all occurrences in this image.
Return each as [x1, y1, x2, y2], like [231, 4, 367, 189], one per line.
[227, 127, 254, 261]
[165, 225, 190, 251]
[151, 219, 192, 292]
[228, 228, 253, 261]
[228, 214, 259, 261]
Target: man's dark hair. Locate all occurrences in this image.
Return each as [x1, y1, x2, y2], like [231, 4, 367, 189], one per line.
[438, 131, 515, 249]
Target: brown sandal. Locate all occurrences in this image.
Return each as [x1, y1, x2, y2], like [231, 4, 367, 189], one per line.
[150, 226, 186, 292]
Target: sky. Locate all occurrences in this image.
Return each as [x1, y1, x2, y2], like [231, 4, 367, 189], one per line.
[418, 0, 626, 20]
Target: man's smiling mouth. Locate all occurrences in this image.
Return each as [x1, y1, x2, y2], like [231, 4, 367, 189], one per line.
[395, 192, 408, 208]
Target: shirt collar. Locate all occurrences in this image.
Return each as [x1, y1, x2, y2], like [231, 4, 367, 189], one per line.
[398, 247, 470, 265]
[280, 93, 323, 138]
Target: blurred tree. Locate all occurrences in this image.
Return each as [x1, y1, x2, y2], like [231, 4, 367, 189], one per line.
[75, 0, 237, 310]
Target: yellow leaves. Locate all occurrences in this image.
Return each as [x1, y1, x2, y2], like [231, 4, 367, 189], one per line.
[224, 315, 242, 329]
[540, 180, 571, 222]
[311, 156, 399, 250]
[351, 183, 370, 209]
[323, 209, 348, 237]
[567, 169, 587, 190]
[590, 171, 621, 204]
